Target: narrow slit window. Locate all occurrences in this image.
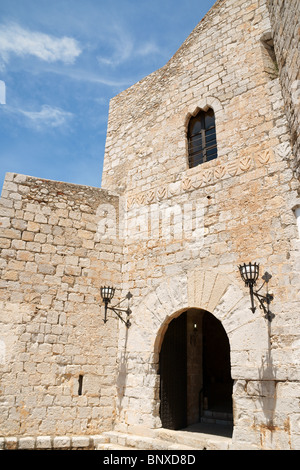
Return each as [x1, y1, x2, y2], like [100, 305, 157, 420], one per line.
[78, 375, 83, 396]
[187, 108, 218, 169]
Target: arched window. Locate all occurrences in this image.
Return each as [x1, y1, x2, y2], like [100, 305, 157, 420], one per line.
[187, 108, 218, 168]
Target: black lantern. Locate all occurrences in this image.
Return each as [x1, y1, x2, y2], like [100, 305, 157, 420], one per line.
[100, 286, 115, 304]
[239, 262, 260, 287]
[238, 262, 274, 321]
[100, 286, 132, 327]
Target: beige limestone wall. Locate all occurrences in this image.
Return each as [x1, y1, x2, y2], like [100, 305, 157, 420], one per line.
[0, 173, 122, 436]
[102, 0, 281, 194]
[102, 0, 300, 449]
[267, 0, 300, 178]
[0, 0, 299, 452]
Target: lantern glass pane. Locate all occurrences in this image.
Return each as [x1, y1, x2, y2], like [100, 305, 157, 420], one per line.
[239, 263, 259, 284]
[101, 286, 115, 301]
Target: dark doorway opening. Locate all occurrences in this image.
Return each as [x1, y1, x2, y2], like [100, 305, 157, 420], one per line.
[202, 311, 233, 417]
[159, 310, 233, 432]
[159, 313, 187, 430]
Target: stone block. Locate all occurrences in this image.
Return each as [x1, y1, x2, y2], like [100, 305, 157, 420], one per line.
[4, 437, 18, 450]
[91, 435, 109, 448]
[71, 436, 91, 448]
[18, 437, 35, 450]
[53, 436, 71, 449]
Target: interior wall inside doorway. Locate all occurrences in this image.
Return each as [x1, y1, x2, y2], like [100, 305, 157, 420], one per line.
[186, 309, 233, 426]
[187, 309, 203, 425]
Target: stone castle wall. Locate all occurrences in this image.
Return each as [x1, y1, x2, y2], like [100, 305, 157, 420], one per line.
[267, 0, 300, 179]
[102, 0, 300, 449]
[0, 173, 122, 436]
[102, 0, 283, 195]
[0, 0, 300, 451]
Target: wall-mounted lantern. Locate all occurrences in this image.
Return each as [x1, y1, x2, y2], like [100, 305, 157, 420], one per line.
[238, 262, 274, 322]
[100, 286, 132, 328]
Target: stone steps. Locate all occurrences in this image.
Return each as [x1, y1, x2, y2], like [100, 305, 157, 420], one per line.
[98, 426, 232, 451]
[0, 423, 233, 450]
[97, 442, 134, 451]
[99, 431, 200, 451]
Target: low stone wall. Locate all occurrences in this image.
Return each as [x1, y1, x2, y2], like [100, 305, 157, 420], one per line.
[0, 173, 122, 437]
[0, 434, 105, 450]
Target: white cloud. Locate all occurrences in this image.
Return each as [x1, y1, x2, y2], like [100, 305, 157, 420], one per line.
[0, 22, 82, 65]
[4, 104, 73, 130]
[97, 25, 133, 67]
[0, 80, 6, 104]
[51, 66, 132, 88]
[19, 105, 73, 129]
[97, 24, 163, 67]
[136, 42, 162, 58]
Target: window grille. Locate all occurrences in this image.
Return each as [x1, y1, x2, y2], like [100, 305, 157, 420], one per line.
[187, 108, 218, 168]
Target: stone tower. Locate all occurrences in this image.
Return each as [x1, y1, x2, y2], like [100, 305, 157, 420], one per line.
[0, 0, 299, 450]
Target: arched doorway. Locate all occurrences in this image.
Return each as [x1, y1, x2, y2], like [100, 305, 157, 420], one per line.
[159, 309, 233, 431]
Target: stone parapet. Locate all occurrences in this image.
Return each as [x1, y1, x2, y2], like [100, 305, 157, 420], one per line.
[0, 434, 107, 450]
[0, 173, 122, 437]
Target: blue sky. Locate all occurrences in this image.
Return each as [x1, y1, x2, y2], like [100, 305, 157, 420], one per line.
[0, 0, 216, 189]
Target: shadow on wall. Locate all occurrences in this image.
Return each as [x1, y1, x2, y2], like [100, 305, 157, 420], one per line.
[116, 327, 129, 420]
[257, 322, 278, 442]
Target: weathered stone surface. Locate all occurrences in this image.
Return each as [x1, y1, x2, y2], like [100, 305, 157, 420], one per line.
[267, 0, 300, 179]
[0, 0, 299, 451]
[36, 436, 52, 449]
[18, 437, 35, 450]
[101, 0, 299, 450]
[0, 178, 122, 437]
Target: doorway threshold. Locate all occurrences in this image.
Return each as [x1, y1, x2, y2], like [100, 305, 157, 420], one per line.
[155, 422, 233, 450]
[182, 421, 233, 439]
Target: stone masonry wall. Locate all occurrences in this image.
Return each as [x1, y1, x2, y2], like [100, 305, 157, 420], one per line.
[267, 0, 300, 180]
[102, 0, 300, 449]
[102, 0, 282, 195]
[0, 173, 122, 437]
[0, 0, 299, 451]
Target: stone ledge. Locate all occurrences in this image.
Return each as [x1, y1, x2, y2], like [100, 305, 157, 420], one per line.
[0, 435, 106, 450]
[102, 428, 232, 451]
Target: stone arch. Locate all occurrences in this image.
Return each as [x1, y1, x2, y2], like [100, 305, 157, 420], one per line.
[116, 268, 269, 431]
[185, 96, 223, 124]
[150, 268, 247, 355]
[184, 97, 223, 136]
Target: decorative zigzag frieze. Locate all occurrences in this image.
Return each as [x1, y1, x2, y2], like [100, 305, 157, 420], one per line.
[126, 149, 274, 209]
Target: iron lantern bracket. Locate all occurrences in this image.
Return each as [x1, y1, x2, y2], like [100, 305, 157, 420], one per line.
[248, 272, 274, 322]
[103, 292, 132, 328]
